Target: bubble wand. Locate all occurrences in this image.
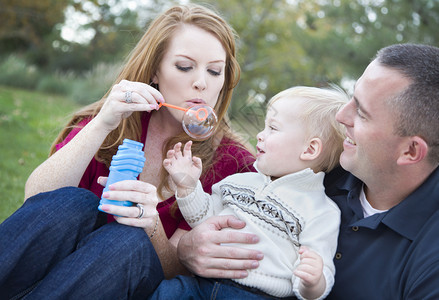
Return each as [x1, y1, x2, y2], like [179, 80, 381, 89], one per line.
[158, 102, 217, 140]
[158, 102, 210, 121]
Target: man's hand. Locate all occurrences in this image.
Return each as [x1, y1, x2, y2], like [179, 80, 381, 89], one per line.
[177, 215, 264, 278]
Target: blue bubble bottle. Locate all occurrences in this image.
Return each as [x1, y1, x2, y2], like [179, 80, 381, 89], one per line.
[98, 139, 145, 213]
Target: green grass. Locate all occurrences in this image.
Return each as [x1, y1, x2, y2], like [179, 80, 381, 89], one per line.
[0, 86, 79, 223]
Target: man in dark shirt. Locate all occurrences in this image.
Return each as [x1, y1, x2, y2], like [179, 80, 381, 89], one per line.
[178, 43, 439, 299]
[324, 43, 439, 299]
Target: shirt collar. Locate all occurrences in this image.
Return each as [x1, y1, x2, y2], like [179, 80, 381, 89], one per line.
[329, 166, 439, 241]
[381, 166, 439, 240]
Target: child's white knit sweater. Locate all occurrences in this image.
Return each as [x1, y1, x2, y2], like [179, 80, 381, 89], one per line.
[176, 168, 340, 299]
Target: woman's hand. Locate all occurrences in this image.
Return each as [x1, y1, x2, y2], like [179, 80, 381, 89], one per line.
[98, 177, 159, 234]
[177, 215, 264, 279]
[95, 80, 164, 131]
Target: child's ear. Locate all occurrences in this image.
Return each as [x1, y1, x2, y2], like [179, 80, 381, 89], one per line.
[300, 138, 322, 161]
[397, 136, 428, 165]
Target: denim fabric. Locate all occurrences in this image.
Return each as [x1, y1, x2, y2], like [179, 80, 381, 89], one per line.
[149, 276, 280, 300]
[0, 187, 164, 300]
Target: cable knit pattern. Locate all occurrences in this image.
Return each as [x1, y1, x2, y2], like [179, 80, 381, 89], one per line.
[177, 168, 340, 299]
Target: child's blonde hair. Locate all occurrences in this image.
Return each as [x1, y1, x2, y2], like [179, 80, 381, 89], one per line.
[268, 85, 349, 172]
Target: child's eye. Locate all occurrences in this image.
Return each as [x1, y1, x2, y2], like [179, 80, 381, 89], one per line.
[269, 125, 277, 131]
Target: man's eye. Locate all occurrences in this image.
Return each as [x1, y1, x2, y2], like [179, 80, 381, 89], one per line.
[356, 108, 366, 119]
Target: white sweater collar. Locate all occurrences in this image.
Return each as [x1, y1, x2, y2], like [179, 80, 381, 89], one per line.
[252, 162, 325, 191]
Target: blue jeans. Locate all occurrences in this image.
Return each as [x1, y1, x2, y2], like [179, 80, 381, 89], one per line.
[0, 187, 164, 300]
[149, 276, 280, 299]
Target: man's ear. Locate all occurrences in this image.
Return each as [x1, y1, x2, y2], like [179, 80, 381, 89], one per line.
[300, 138, 322, 161]
[397, 136, 428, 165]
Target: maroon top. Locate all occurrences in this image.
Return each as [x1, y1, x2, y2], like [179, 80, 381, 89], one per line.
[56, 112, 256, 238]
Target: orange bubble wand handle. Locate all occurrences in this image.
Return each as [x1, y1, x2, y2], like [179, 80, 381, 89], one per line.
[158, 102, 208, 121]
[158, 102, 188, 112]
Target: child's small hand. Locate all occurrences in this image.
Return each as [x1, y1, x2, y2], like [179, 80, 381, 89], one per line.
[294, 246, 325, 296]
[163, 141, 202, 196]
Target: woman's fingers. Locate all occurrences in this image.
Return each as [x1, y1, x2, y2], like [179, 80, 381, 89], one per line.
[101, 203, 156, 219]
[103, 181, 158, 208]
[108, 178, 156, 192]
[114, 212, 158, 229]
[97, 79, 165, 130]
[116, 79, 164, 106]
[100, 179, 160, 230]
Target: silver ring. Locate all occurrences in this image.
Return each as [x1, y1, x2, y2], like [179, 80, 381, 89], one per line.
[124, 91, 133, 103]
[136, 203, 144, 219]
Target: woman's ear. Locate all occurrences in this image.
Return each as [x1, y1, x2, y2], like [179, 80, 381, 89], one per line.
[300, 138, 322, 161]
[397, 136, 428, 165]
[151, 74, 158, 84]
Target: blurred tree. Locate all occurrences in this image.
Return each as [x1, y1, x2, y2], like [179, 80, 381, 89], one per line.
[194, 0, 312, 121]
[1, 0, 438, 119]
[0, 0, 162, 72]
[46, 0, 179, 72]
[49, 1, 142, 72]
[298, 0, 439, 81]
[0, 0, 70, 66]
[196, 0, 438, 125]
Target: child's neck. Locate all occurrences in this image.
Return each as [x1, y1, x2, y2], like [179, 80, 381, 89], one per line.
[269, 167, 319, 181]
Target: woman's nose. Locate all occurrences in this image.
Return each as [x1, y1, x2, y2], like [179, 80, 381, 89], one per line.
[193, 73, 206, 91]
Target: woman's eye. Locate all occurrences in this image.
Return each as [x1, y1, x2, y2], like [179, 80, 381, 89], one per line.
[208, 69, 221, 76]
[176, 65, 192, 72]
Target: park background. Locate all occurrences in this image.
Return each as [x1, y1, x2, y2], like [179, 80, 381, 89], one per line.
[1, 0, 438, 222]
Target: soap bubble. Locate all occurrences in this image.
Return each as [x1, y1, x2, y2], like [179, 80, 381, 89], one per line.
[182, 104, 217, 140]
